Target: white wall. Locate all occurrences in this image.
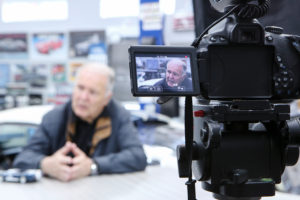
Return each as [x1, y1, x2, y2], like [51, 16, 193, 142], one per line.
[0, 0, 140, 39]
[0, 0, 194, 45]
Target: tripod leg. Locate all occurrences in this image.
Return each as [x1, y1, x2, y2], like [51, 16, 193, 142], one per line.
[186, 178, 197, 200]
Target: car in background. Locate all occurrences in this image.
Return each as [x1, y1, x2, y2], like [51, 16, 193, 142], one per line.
[0, 104, 183, 169]
[35, 40, 63, 54]
[0, 38, 27, 52]
[0, 105, 53, 165]
[74, 34, 100, 56]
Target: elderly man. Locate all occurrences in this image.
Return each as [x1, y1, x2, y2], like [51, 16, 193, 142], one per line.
[154, 59, 192, 92]
[13, 63, 147, 182]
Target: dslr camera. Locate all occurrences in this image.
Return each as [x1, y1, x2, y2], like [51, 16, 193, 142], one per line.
[129, 0, 300, 199]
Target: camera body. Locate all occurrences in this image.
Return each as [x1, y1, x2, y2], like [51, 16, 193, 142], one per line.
[129, 14, 300, 101]
[198, 15, 300, 100]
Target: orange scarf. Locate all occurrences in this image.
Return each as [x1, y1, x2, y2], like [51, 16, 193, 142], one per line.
[66, 116, 112, 155]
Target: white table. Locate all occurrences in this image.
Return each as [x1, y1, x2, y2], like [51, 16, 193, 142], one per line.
[0, 165, 299, 200]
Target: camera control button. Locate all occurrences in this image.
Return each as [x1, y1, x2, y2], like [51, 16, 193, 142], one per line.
[210, 36, 217, 42]
[156, 87, 163, 92]
[178, 86, 184, 91]
[281, 71, 288, 75]
[279, 64, 286, 69]
[276, 55, 282, 63]
[266, 35, 273, 42]
[149, 87, 155, 91]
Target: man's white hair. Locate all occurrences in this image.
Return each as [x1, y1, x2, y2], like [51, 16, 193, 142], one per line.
[76, 62, 115, 94]
[167, 59, 187, 76]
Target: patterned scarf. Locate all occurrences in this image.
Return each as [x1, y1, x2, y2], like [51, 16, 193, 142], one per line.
[65, 108, 112, 156]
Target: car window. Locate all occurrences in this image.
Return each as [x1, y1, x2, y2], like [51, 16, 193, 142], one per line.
[0, 124, 37, 151]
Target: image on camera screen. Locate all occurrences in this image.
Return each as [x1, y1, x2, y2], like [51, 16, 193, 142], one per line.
[135, 54, 194, 94]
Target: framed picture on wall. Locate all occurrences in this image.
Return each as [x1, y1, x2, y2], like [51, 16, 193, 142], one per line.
[47, 82, 72, 105]
[69, 31, 107, 63]
[51, 63, 67, 83]
[0, 63, 10, 87]
[30, 33, 67, 60]
[11, 63, 30, 82]
[29, 64, 49, 88]
[68, 62, 85, 82]
[0, 33, 28, 59]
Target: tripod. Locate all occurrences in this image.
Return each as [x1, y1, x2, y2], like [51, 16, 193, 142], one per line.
[178, 99, 300, 200]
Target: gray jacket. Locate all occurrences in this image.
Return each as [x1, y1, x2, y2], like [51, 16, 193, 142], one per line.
[13, 99, 147, 174]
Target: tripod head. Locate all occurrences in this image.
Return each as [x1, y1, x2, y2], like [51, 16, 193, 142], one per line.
[178, 99, 300, 200]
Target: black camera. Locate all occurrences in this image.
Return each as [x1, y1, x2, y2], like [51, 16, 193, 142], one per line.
[129, 0, 300, 199]
[129, 4, 300, 100]
[197, 15, 300, 100]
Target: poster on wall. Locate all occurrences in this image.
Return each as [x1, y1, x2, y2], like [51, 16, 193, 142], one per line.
[51, 63, 66, 83]
[140, 0, 162, 31]
[0, 34, 28, 59]
[139, 0, 164, 45]
[11, 63, 29, 82]
[0, 64, 10, 87]
[29, 64, 49, 87]
[47, 82, 72, 105]
[68, 62, 84, 82]
[173, 15, 195, 32]
[30, 33, 67, 60]
[69, 31, 107, 63]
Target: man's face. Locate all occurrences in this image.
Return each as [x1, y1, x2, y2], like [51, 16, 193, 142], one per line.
[72, 69, 111, 123]
[165, 63, 185, 87]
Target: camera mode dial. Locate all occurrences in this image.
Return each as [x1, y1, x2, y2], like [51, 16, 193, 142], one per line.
[265, 26, 284, 35]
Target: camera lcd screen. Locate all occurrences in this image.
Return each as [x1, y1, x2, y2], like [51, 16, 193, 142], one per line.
[208, 45, 274, 99]
[129, 46, 199, 96]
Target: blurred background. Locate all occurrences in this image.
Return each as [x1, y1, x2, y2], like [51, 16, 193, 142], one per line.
[0, 0, 299, 196]
[0, 0, 195, 173]
[0, 0, 195, 110]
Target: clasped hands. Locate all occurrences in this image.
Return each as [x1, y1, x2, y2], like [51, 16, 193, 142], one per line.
[40, 141, 93, 182]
